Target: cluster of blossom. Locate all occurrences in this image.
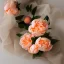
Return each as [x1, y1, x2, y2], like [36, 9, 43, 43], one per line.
[20, 19, 53, 54]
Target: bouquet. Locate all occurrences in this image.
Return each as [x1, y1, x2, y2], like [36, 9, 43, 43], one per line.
[4, 1, 59, 58]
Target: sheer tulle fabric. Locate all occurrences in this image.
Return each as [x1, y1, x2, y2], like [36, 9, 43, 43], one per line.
[0, 1, 63, 64]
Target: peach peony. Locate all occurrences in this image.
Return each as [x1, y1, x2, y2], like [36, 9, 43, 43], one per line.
[19, 33, 33, 50]
[4, 1, 19, 15]
[28, 19, 48, 37]
[35, 37, 53, 52]
[28, 44, 39, 54]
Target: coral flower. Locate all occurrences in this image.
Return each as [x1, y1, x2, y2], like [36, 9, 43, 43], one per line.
[28, 44, 39, 54]
[4, 1, 19, 15]
[28, 19, 48, 37]
[19, 33, 33, 50]
[35, 37, 53, 52]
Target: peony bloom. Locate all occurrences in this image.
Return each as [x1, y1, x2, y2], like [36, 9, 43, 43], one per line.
[24, 16, 31, 24]
[28, 44, 39, 54]
[4, 1, 19, 15]
[35, 37, 53, 52]
[28, 19, 48, 37]
[19, 33, 33, 50]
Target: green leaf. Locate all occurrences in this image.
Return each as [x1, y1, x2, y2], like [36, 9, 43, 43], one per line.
[31, 6, 37, 15]
[48, 28, 52, 29]
[42, 32, 52, 39]
[51, 39, 59, 45]
[31, 37, 36, 44]
[44, 16, 50, 25]
[30, 4, 32, 11]
[18, 22, 29, 30]
[26, 4, 33, 12]
[15, 15, 24, 20]
[44, 16, 49, 21]
[16, 2, 20, 10]
[31, 38, 35, 44]
[18, 22, 25, 28]
[16, 20, 23, 23]
[34, 16, 41, 19]
[26, 5, 30, 12]
[41, 32, 59, 45]
[24, 25, 29, 30]
[32, 16, 41, 21]
[33, 51, 43, 58]
[31, 37, 38, 44]
[16, 33, 22, 37]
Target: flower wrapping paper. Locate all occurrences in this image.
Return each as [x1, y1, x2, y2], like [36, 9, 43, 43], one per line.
[0, 0, 63, 64]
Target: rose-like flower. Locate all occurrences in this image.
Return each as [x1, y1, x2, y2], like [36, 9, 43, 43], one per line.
[4, 1, 19, 15]
[28, 19, 48, 37]
[24, 16, 31, 24]
[19, 33, 33, 50]
[35, 37, 53, 52]
[28, 44, 39, 54]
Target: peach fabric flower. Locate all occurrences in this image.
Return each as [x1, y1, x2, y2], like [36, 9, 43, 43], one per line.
[35, 37, 53, 52]
[28, 19, 48, 37]
[28, 44, 39, 54]
[4, 1, 19, 15]
[19, 33, 33, 50]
